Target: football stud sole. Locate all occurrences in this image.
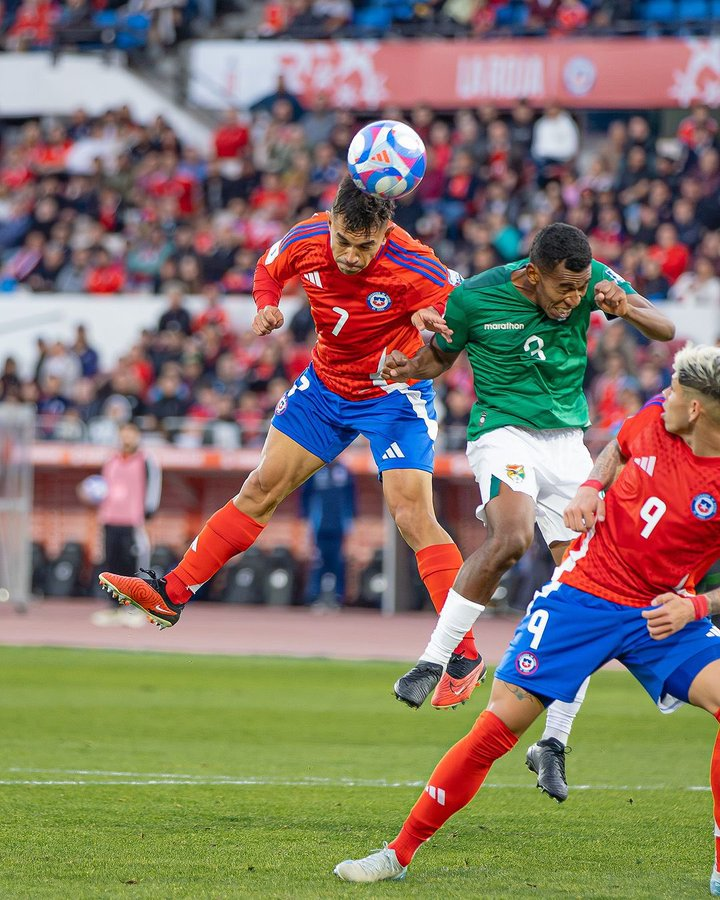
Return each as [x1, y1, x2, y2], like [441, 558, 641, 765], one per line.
[98, 576, 172, 630]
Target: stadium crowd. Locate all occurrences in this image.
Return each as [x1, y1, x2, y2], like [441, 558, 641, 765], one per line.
[0, 0, 713, 49]
[0, 93, 717, 448]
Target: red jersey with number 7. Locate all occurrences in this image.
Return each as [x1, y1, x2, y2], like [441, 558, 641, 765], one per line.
[253, 212, 457, 400]
[556, 398, 720, 607]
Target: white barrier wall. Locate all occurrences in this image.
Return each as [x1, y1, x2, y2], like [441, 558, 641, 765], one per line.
[0, 53, 211, 152]
[0, 293, 303, 379]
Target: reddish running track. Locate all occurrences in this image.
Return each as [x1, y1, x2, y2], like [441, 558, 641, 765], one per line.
[0, 599, 521, 664]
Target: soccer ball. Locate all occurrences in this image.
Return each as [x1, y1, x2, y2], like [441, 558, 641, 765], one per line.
[347, 120, 427, 199]
[77, 474, 109, 506]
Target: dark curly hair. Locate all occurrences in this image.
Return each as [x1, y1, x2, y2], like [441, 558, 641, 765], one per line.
[530, 222, 592, 273]
[331, 175, 395, 233]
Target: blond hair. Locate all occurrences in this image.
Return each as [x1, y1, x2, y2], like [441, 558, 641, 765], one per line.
[674, 344, 720, 412]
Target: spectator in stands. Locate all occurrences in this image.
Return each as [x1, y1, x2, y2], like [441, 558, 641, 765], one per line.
[2, 230, 45, 286]
[213, 109, 250, 163]
[37, 373, 73, 425]
[677, 104, 718, 150]
[530, 104, 580, 181]
[636, 255, 670, 302]
[508, 99, 535, 152]
[147, 367, 190, 425]
[72, 324, 99, 378]
[56, 247, 91, 293]
[527, 0, 560, 30]
[53, 0, 101, 51]
[25, 241, 66, 292]
[636, 359, 668, 404]
[72, 377, 103, 423]
[0, 357, 21, 402]
[249, 75, 304, 122]
[5, 0, 55, 50]
[553, 0, 588, 33]
[85, 246, 126, 294]
[158, 284, 192, 336]
[670, 256, 720, 307]
[671, 197, 703, 250]
[301, 92, 337, 147]
[647, 222, 690, 285]
[192, 282, 230, 335]
[38, 340, 82, 397]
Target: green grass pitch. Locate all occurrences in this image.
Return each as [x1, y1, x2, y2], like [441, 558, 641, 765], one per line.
[0, 646, 716, 898]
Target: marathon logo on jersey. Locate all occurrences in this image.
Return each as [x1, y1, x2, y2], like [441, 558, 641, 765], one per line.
[506, 464, 525, 482]
[484, 322, 525, 330]
[691, 493, 718, 520]
[274, 394, 288, 416]
[366, 291, 393, 312]
[515, 651, 539, 676]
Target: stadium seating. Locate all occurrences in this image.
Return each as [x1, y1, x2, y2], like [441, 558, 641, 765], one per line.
[222, 546, 269, 604]
[263, 546, 299, 606]
[44, 541, 85, 598]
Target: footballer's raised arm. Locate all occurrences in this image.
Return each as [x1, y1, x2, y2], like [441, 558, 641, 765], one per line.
[252, 230, 299, 312]
[252, 223, 310, 335]
[592, 265, 675, 343]
[620, 293, 676, 342]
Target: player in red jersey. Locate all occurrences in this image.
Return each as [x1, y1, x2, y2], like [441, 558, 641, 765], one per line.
[99, 176, 484, 705]
[334, 344, 720, 894]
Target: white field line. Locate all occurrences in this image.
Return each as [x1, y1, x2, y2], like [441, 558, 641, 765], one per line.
[0, 768, 711, 791]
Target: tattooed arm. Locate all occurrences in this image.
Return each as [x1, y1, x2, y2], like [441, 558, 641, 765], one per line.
[643, 585, 720, 640]
[563, 439, 627, 534]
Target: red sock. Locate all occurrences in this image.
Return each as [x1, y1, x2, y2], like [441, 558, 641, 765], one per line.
[712, 710, 720, 873]
[416, 543, 477, 658]
[389, 710, 517, 866]
[165, 501, 266, 604]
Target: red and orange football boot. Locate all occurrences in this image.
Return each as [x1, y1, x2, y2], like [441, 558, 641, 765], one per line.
[431, 653, 487, 710]
[98, 568, 184, 629]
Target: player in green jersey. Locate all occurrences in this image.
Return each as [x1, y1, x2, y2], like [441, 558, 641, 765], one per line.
[382, 223, 675, 800]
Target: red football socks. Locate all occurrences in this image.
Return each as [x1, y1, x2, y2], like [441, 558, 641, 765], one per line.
[166, 501, 266, 604]
[416, 543, 477, 658]
[712, 710, 720, 873]
[389, 710, 518, 867]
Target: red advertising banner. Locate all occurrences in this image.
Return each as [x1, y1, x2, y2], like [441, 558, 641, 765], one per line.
[189, 37, 720, 110]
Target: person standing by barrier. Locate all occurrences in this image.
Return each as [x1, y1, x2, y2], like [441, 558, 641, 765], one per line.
[301, 459, 356, 608]
[90, 421, 162, 627]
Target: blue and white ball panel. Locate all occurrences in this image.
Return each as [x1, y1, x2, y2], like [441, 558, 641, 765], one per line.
[271, 364, 437, 473]
[347, 120, 427, 199]
[495, 582, 720, 708]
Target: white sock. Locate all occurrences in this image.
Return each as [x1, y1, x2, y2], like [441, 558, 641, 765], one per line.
[542, 676, 591, 745]
[420, 589, 485, 667]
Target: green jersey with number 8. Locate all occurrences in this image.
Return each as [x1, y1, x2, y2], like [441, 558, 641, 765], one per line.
[434, 258, 635, 441]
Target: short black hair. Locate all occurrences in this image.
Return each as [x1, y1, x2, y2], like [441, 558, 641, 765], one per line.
[529, 223, 591, 273]
[331, 175, 395, 234]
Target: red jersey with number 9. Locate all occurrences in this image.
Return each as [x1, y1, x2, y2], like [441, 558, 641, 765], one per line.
[557, 398, 720, 607]
[253, 212, 456, 400]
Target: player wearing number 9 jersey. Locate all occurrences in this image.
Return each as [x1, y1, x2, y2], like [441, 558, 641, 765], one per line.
[558, 394, 720, 607]
[334, 345, 720, 892]
[97, 176, 485, 707]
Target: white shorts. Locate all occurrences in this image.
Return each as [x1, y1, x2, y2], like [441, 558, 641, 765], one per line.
[465, 426, 593, 546]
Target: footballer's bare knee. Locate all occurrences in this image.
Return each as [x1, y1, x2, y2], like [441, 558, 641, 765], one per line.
[484, 528, 534, 572]
[688, 659, 720, 713]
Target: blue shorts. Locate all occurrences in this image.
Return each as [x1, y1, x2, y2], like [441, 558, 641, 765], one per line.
[271, 364, 438, 474]
[495, 582, 720, 711]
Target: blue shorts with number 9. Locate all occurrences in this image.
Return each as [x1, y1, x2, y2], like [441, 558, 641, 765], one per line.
[271, 364, 438, 474]
[495, 581, 720, 711]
